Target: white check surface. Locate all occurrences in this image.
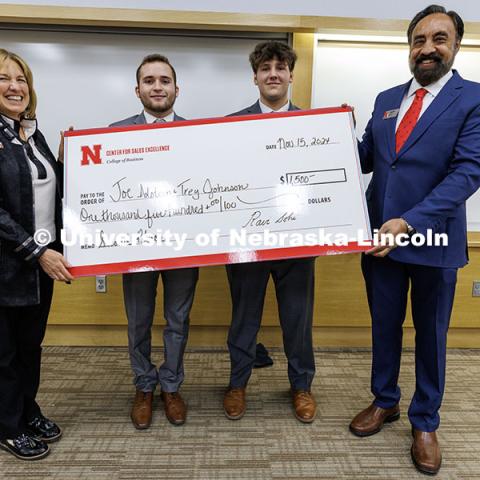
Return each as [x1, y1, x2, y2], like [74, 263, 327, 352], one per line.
[64, 110, 371, 270]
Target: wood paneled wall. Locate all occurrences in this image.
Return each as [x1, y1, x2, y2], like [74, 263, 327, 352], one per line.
[46, 246, 480, 347]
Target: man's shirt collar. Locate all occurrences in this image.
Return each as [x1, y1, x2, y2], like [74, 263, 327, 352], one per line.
[143, 110, 175, 123]
[259, 99, 290, 113]
[407, 70, 453, 99]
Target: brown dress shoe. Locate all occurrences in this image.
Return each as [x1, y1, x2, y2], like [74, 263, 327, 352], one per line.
[161, 391, 187, 426]
[349, 403, 400, 437]
[411, 429, 442, 475]
[223, 387, 246, 420]
[130, 389, 153, 430]
[292, 390, 317, 423]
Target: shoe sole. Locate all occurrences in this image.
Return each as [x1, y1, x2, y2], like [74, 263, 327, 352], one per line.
[42, 430, 62, 443]
[349, 411, 400, 437]
[295, 412, 316, 424]
[0, 442, 50, 461]
[224, 409, 245, 421]
[30, 428, 63, 444]
[165, 415, 186, 426]
[252, 363, 273, 369]
[410, 447, 441, 476]
[130, 416, 151, 430]
[160, 394, 186, 426]
[132, 422, 151, 430]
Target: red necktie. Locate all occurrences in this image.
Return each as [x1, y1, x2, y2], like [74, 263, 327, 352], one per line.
[395, 88, 428, 153]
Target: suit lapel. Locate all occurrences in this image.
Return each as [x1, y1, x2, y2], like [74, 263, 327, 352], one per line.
[135, 112, 146, 125]
[397, 71, 463, 158]
[248, 100, 262, 114]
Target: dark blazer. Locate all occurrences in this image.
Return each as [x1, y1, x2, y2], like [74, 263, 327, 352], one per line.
[358, 70, 480, 268]
[228, 100, 299, 117]
[109, 111, 185, 127]
[0, 122, 63, 306]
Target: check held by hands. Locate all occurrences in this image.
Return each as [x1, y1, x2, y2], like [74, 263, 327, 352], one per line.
[341, 103, 356, 128]
[39, 249, 74, 283]
[52, 125, 75, 282]
[58, 126, 74, 164]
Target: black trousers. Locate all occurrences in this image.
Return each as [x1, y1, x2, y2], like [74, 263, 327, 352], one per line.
[226, 257, 316, 390]
[0, 269, 53, 439]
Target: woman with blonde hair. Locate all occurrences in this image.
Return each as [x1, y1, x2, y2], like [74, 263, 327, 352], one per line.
[0, 49, 73, 460]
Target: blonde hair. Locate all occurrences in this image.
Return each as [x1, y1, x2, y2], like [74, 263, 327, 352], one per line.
[0, 49, 37, 119]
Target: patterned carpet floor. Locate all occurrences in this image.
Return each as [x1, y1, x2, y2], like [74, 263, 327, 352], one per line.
[1, 347, 480, 480]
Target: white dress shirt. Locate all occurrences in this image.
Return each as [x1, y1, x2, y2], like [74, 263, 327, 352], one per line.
[143, 110, 175, 123]
[259, 99, 290, 113]
[395, 70, 453, 131]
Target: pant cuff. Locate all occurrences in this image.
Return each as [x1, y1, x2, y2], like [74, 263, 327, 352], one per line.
[373, 398, 399, 409]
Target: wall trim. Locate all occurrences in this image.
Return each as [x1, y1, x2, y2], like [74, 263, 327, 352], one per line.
[1, 4, 478, 37]
[44, 325, 480, 348]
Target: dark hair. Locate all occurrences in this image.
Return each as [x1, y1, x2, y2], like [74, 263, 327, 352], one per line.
[249, 41, 297, 73]
[407, 4, 464, 43]
[136, 54, 177, 84]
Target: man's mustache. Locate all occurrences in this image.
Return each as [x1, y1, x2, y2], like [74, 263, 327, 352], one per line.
[416, 54, 442, 65]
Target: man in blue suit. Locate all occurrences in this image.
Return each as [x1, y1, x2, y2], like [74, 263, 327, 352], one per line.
[110, 54, 198, 429]
[349, 5, 480, 475]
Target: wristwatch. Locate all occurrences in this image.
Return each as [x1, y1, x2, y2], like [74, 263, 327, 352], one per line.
[402, 218, 416, 235]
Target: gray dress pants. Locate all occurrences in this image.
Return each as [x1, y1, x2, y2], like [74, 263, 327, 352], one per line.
[123, 267, 198, 393]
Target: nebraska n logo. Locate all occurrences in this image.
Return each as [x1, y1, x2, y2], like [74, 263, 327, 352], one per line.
[81, 144, 102, 166]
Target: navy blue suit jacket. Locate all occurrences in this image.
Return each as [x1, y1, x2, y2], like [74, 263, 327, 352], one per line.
[359, 70, 480, 268]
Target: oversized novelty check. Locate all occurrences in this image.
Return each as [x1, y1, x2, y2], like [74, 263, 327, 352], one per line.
[64, 108, 371, 276]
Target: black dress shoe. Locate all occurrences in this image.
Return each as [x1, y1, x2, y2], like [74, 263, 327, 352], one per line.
[27, 415, 62, 443]
[0, 433, 49, 460]
[253, 343, 273, 368]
